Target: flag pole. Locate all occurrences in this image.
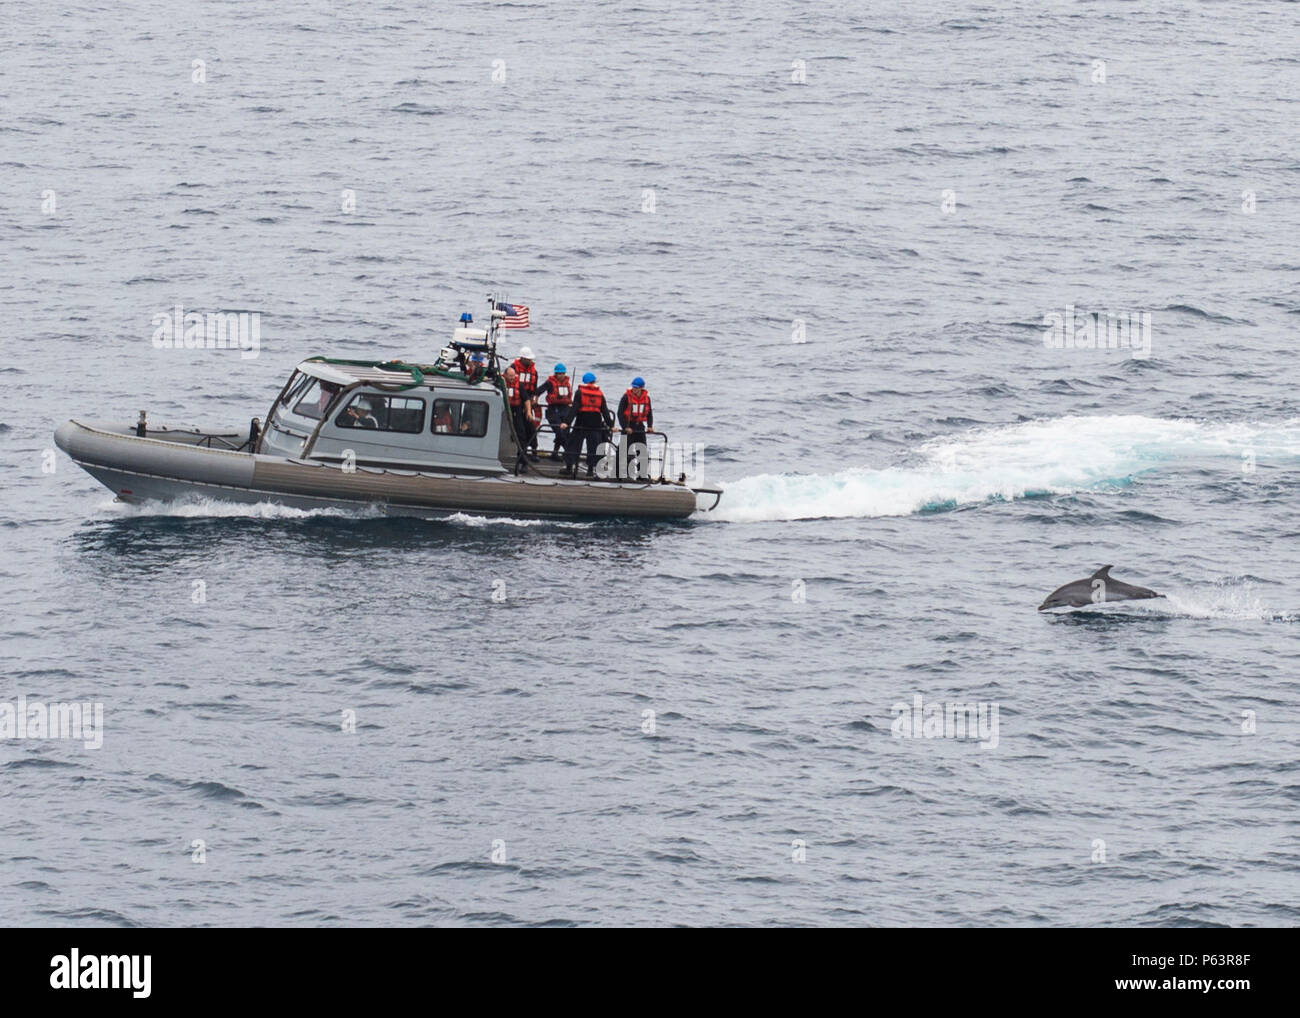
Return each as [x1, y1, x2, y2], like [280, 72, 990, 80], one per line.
[486, 291, 500, 373]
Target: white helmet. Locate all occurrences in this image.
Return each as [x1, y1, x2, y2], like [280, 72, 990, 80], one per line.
[518, 346, 534, 359]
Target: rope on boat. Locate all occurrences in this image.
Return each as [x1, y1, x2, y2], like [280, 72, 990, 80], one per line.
[304, 355, 509, 400]
[304, 357, 452, 390]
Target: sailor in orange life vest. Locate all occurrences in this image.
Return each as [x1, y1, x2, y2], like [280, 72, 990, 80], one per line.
[617, 377, 654, 480]
[533, 363, 574, 460]
[463, 351, 487, 384]
[563, 372, 614, 479]
[508, 346, 540, 461]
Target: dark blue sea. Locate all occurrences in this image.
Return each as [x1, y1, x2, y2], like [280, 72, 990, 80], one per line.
[2, 0, 1298, 926]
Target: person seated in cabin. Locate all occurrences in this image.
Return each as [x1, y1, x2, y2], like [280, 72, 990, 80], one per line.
[340, 397, 378, 429]
[459, 402, 487, 435]
[318, 381, 341, 415]
[433, 402, 454, 433]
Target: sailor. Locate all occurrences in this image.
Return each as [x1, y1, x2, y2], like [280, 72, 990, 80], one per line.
[463, 351, 487, 384]
[564, 372, 613, 479]
[510, 346, 540, 459]
[504, 365, 538, 466]
[342, 397, 378, 429]
[534, 362, 574, 459]
[617, 376, 654, 480]
[318, 381, 341, 415]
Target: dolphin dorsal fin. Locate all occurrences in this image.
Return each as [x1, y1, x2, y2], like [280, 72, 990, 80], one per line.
[1092, 565, 1113, 579]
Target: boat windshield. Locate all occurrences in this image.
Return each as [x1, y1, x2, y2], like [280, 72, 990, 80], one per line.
[291, 379, 341, 421]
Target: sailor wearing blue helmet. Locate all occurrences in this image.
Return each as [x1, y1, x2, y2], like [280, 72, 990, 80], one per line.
[564, 371, 613, 478]
[535, 362, 575, 459]
[617, 376, 654, 480]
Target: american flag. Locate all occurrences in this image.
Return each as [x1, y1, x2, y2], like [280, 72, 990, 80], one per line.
[498, 302, 530, 329]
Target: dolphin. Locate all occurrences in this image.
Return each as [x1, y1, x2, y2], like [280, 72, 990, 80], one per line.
[1037, 565, 1164, 611]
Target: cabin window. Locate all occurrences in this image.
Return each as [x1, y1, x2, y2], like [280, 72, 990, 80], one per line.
[291, 379, 343, 420]
[335, 393, 426, 433]
[279, 373, 313, 412]
[431, 399, 489, 438]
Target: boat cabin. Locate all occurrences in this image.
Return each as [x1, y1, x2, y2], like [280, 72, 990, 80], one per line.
[258, 356, 513, 474]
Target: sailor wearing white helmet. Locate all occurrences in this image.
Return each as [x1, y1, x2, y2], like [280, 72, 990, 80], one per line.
[508, 346, 540, 461]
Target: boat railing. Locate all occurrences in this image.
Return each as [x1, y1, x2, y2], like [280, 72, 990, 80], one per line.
[195, 433, 244, 451]
[525, 423, 682, 484]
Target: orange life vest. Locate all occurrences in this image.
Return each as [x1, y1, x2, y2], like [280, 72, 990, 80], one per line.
[506, 377, 521, 406]
[576, 383, 604, 413]
[511, 359, 537, 395]
[545, 374, 572, 406]
[624, 388, 651, 425]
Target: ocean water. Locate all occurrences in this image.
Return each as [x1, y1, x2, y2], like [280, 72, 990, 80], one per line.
[2, 0, 1298, 926]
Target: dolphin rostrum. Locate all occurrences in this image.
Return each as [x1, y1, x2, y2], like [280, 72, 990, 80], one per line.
[1037, 565, 1164, 611]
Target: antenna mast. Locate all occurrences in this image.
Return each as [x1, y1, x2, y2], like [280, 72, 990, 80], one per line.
[487, 291, 508, 373]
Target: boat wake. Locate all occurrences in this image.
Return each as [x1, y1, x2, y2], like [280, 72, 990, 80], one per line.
[436, 512, 595, 529]
[96, 499, 596, 528]
[86, 416, 1298, 528]
[97, 497, 387, 521]
[712, 415, 1300, 523]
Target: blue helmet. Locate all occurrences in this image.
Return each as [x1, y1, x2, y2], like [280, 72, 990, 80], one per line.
[632, 376, 645, 388]
[582, 372, 596, 384]
[554, 363, 566, 374]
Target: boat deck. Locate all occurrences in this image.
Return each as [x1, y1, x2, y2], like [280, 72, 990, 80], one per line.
[508, 434, 673, 485]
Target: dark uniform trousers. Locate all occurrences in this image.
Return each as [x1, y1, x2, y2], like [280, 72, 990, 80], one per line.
[511, 405, 539, 466]
[621, 428, 649, 480]
[545, 405, 573, 454]
[566, 424, 607, 474]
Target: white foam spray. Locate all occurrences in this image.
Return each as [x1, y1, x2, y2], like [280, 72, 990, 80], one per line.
[712, 415, 1300, 523]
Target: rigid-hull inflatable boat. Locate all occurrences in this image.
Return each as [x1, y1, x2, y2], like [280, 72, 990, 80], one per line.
[54, 306, 720, 521]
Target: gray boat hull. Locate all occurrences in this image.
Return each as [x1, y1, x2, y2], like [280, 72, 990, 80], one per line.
[55, 420, 701, 520]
